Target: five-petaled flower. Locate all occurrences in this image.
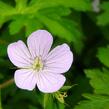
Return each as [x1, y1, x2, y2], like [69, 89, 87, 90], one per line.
[7, 30, 73, 93]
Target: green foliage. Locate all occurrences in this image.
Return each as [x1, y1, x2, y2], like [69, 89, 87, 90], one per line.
[44, 94, 53, 109]
[75, 94, 109, 109]
[60, 86, 73, 91]
[44, 93, 64, 109]
[97, 46, 109, 68]
[97, 1, 109, 26]
[0, 0, 91, 53]
[85, 68, 109, 95]
[74, 68, 109, 109]
[74, 45, 109, 109]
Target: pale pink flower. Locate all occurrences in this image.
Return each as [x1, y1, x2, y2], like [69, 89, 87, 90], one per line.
[7, 30, 73, 93]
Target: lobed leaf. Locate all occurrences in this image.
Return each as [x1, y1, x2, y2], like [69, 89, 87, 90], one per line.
[74, 94, 109, 109]
[85, 69, 109, 95]
[97, 2, 109, 26]
[97, 46, 109, 68]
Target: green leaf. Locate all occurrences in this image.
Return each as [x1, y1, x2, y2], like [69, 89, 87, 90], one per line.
[60, 86, 73, 91]
[74, 94, 109, 109]
[97, 2, 109, 26]
[9, 15, 26, 35]
[0, 0, 86, 54]
[85, 69, 109, 95]
[25, 18, 43, 36]
[51, 0, 91, 11]
[15, 0, 28, 10]
[0, 1, 16, 27]
[97, 46, 109, 68]
[9, 15, 43, 35]
[44, 93, 64, 109]
[0, 0, 91, 30]
[0, 0, 87, 55]
[36, 13, 83, 53]
[38, 6, 71, 17]
[36, 14, 73, 42]
[30, 0, 91, 11]
[0, 1, 15, 16]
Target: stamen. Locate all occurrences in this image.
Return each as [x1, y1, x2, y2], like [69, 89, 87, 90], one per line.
[32, 57, 43, 71]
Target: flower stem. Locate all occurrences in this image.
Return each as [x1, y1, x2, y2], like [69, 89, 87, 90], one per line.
[43, 93, 49, 109]
[0, 90, 3, 109]
[0, 78, 14, 109]
[0, 78, 14, 89]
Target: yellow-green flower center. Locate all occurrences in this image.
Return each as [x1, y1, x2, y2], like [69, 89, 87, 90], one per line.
[32, 57, 43, 71]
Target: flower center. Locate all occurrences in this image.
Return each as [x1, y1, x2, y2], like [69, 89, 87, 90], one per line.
[32, 57, 43, 71]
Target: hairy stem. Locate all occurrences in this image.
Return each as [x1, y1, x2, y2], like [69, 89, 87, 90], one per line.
[0, 90, 3, 109]
[0, 78, 14, 89]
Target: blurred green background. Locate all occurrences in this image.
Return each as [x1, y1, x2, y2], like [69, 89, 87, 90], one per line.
[0, 0, 109, 109]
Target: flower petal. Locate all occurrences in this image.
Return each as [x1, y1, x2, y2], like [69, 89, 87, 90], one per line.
[27, 30, 53, 59]
[44, 44, 73, 73]
[7, 40, 33, 68]
[36, 71, 66, 93]
[14, 69, 37, 90]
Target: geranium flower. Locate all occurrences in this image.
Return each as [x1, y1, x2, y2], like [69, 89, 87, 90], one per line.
[7, 30, 73, 93]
